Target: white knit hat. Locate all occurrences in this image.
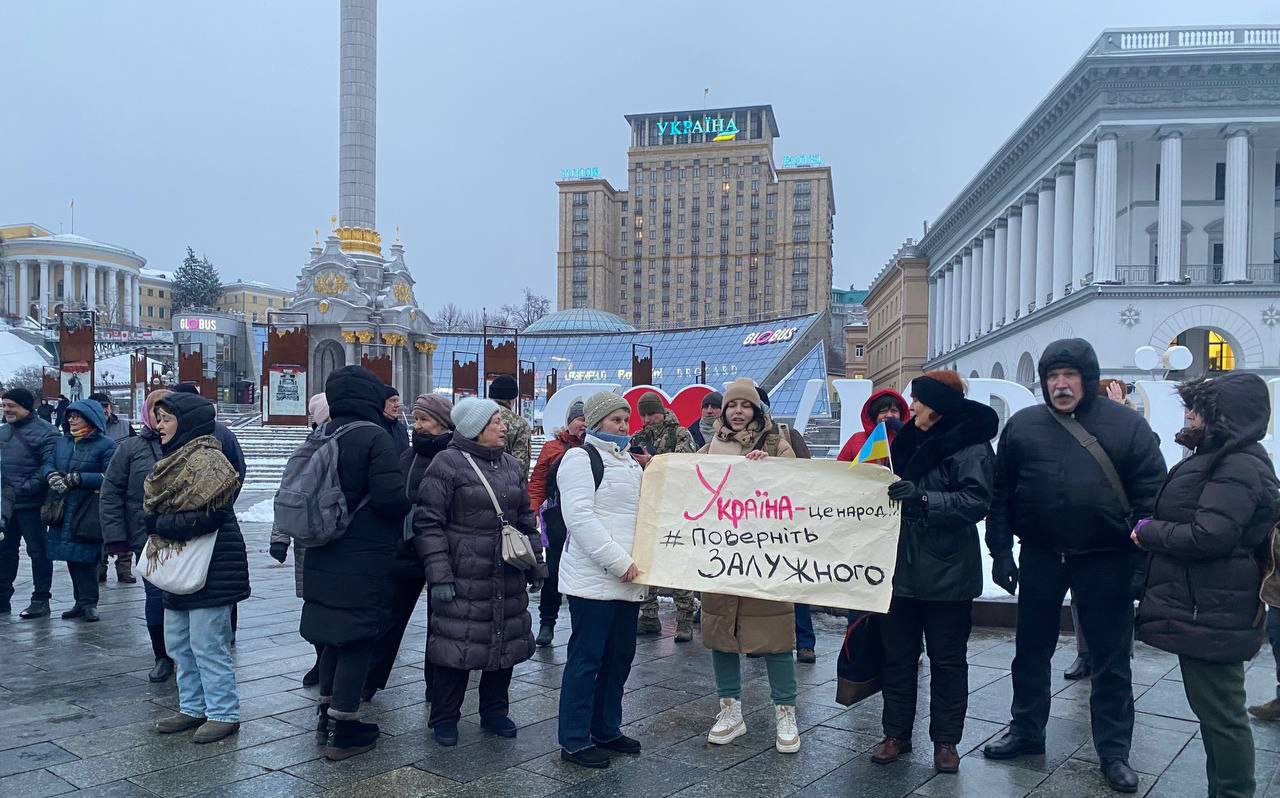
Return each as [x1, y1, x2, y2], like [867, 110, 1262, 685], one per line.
[451, 397, 501, 440]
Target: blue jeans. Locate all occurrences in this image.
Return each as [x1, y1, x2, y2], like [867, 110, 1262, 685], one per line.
[558, 597, 639, 753]
[794, 603, 815, 650]
[165, 605, 240, 723]
[1268, 606, 1280, 699]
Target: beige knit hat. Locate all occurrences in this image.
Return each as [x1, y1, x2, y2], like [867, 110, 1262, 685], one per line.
[584, 391, 630, 430]
[722, 378, 763, 414]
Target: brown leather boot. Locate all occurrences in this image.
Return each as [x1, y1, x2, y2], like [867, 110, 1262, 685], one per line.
[933, 742, 960, 773]
[870, 736, 911, 764]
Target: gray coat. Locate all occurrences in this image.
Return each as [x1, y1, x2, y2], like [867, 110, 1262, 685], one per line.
[0, 415, 59, 511]
[99, 427, 163, 551]
[269, 523, 306, 598]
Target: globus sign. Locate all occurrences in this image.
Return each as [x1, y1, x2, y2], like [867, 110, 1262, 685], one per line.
[656, 115, 738, 142]
[742, 326, 798, 346]
[178, 317, 219, 332]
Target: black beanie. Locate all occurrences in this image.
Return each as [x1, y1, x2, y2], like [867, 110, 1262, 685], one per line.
[702, 391, 724, 409]
[910, 376, 964, 417]
[489, 375, 518, 401]
[2, 388, 34, 413]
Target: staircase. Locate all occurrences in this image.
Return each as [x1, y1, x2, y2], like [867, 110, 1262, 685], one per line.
[233, 424, 312, 489]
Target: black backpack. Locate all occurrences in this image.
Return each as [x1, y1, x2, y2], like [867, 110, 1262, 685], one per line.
[545, 444, 604, 510]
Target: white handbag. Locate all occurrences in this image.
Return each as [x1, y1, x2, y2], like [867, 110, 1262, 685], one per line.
[461, 452, 538, 571]
[142, 532, 217, 595]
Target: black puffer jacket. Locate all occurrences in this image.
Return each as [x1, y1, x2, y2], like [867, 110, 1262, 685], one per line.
[147, 392, 250, 611]
[300, 367, 411, 646]
[100, 427, 164, 550]
[890, 398, 997, 601]
[1136, 372, 1279, 663]
[413, 432, 541, 672]
[390, 430, 451, 581]
[986, 338, 1167, 556]
[0, 414, 58, 510]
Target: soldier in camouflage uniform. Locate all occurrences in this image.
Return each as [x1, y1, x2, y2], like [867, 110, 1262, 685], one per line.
[490, 375, 531, 483]
[630, 392, 698, 641]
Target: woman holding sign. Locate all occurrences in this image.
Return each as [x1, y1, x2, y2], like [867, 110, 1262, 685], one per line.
[556, 392, 647, 770]
[697, 378, 801, 754]
[872, 370, 996, 774]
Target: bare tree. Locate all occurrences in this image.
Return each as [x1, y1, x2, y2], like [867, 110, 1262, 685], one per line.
[3, 365, 46, 398]
[501, 288, 551, 331]
[435, 302, 468, 331]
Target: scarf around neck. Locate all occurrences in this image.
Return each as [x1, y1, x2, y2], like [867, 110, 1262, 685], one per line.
[715, 417, 766, 450]
[144, 434, 239, 515]
[699, 416, 717, 437]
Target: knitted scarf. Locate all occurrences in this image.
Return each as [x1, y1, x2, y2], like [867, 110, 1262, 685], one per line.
[142, 435, 240, 571]
[714, 417, 775, 453]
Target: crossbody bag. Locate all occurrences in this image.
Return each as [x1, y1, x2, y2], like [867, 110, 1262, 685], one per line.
[461, 452, 538, 571]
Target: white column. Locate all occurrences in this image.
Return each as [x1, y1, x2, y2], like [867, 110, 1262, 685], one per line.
[1052, 165, 1074, 301]
[38, 260, 50, 319]
[1071, 148, 1096, 287]
[1224, 125, 1251, 283]
[993, 219, 1008, 327]
[939, 269, 950, 352]
[1157, 129, 1183, 283]
[950, 258, 962, 349]
[1035, 180, 1055, 308]
[86, 264, 98, 312]
[1093, 133, 1119, 283]
[17, 261, 30, 318]
[958, 249, 972, 344]
[131, 274, 140, 325]
[107, 268, 119, 323]
[979, 230, 994, 334]
[927, 278, 937, 357]
[64, 261, 77, 306]
[2, 261, 11, 316]
[1005, 209, 1022, 321]
[1019, 195, 1038, 315]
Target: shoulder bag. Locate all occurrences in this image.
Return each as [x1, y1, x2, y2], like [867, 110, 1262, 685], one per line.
[461, 451, 538, 571]
[1046, 408, 1130, 514]
[143, 530, 218, 595]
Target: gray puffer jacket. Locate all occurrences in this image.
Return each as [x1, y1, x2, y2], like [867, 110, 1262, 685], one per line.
[100, 427, 163, 551]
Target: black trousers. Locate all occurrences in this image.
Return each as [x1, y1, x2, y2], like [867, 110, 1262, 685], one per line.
[365, 572, 430, 692]
[429, 666, 512, 728]
[1010, 547, 1134, 763]
[0, 508, 52, 603]
[539, 514, 567, 624]
[67, 560, 99, 608]
[880, 596, 972, 743]
[318, 639, 376, 716]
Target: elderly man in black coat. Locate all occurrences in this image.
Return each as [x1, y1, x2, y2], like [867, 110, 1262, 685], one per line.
[983, 339, 1167, 794]
[299, 367, 410, 760]
[0, 388, 59, 618]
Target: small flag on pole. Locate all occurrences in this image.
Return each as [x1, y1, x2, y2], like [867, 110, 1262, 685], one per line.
[848, 421, 890, 468]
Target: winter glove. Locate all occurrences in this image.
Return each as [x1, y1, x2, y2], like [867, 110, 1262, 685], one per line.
[887, 480, 923, 504]
[269, 542, 289, 564]
[47, 472, 68, 494]
[105, 540, 131, 557]
[65, 472, 81, 489]
[430, 583, 456, 603]
[528, 562, 549, 593]
[992, 553, 1019, 596]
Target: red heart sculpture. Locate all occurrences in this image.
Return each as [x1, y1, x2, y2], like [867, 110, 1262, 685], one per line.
[622, 384, 715, 433]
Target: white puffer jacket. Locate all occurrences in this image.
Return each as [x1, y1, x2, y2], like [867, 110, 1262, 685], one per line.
[557, 434, 646, 603]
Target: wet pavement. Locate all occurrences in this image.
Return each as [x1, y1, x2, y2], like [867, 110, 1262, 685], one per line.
[2, 489, 1279, 797]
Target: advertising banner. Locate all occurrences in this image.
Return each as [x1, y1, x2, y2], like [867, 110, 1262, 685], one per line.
[633, 456, 900, 613]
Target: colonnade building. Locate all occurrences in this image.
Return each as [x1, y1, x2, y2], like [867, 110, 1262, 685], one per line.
[0, 223, 145, 327]
[920, 26, 1280, 384]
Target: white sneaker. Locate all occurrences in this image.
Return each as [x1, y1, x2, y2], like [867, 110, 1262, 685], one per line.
[775, 704, 800, 753]
[707, 698, 746, 745]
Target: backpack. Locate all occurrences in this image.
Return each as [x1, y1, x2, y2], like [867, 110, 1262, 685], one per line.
[273, 421, 382, 548]
[545, 444, 604, 510]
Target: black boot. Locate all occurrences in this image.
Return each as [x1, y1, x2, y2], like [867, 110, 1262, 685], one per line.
[149, 657, 174, 683]
[323, 718, 379, 760]
[315, 704, 332, 745]
[1063, 655, 1091, 681]
[982, 733, 1045, 759]
[535, 622, 555, 647]
[1102, 760, 1138, 793]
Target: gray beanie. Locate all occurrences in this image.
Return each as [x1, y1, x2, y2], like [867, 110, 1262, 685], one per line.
[584, 391, 630, 431]
[451, 397, 501, 440]
[566, 400, 585, 426]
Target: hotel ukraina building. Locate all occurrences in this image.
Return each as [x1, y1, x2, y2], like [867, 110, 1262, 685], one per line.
[919, 26, 1280, 384]
[555, 105, 834, 330]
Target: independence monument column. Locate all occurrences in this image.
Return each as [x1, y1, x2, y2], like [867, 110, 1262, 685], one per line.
[339, 0, 377, 232]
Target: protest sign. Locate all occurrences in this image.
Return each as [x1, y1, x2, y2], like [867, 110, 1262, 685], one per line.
[632, 454, 901, 613]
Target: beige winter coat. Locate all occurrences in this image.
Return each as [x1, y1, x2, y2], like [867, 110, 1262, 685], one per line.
[697, 419, 797, 655]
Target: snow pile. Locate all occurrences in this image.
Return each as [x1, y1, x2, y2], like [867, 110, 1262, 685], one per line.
[239, 498, 275, 523]
[0, 331, 51, 382]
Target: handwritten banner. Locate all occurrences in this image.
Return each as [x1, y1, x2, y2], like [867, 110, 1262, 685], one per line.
[632, 455, 901, 613]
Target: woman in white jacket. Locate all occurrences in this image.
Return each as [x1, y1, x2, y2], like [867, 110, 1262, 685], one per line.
[556, 392, 647, 770]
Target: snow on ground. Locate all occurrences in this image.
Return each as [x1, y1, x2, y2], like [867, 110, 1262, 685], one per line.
[0, 330, 51, 381]
[240, 498, 275, 523]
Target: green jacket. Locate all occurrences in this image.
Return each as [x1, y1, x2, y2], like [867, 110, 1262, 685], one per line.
[501, 406, 532, 482]
[630, 410, 696, 455]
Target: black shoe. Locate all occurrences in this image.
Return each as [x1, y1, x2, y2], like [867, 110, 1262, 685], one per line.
[593, 734, 641, 754]
[323, 718, 379, 760]
[61, 606, 85, 620]
[480, 715, 517, 738]
[535, 622, 555, 647]
[796, 648, 816, 664]
[302, 663, 320, 688]
[433, 722, 459, 747]
[1102, 760, 1139, 793]
[982, 733, 1045, 760]
[360, 686, 377, 703]
[19, 601, 50, 619]
[82, 606, 99, 623]
[148, 657, 174, 683]
[1064, 656, 1091, 681]
[315, 704, 332, 745]
[561, 746, 611, 769]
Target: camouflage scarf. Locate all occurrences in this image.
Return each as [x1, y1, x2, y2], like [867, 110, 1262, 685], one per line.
[143, 434, 239, 515]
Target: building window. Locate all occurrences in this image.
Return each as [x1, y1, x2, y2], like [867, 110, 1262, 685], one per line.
[855, 344, 864, 358]
[1207, 330, 1235, 372]
[158, 289, 165, 298]
[1154, 164, 1160, 201]
[1215, 162, 1226, 201]
[159, 307, 166, 318]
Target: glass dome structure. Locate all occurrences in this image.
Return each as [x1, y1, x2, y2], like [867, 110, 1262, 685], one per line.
[522, 308, 636, 334]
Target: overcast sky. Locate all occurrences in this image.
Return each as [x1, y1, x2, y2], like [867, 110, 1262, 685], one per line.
[6, 1, 1276, 313]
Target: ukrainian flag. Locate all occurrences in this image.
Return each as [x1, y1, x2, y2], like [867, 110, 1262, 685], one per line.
[849, 421, 890, 468]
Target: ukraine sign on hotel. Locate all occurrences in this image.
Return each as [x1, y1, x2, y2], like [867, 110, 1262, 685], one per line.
[656, 115, 738, 142]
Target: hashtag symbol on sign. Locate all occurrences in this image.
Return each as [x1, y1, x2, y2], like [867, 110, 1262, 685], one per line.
[661, 530, 684, 547]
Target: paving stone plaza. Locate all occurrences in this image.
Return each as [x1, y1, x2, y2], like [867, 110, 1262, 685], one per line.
[0, 490, 1276, 797]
